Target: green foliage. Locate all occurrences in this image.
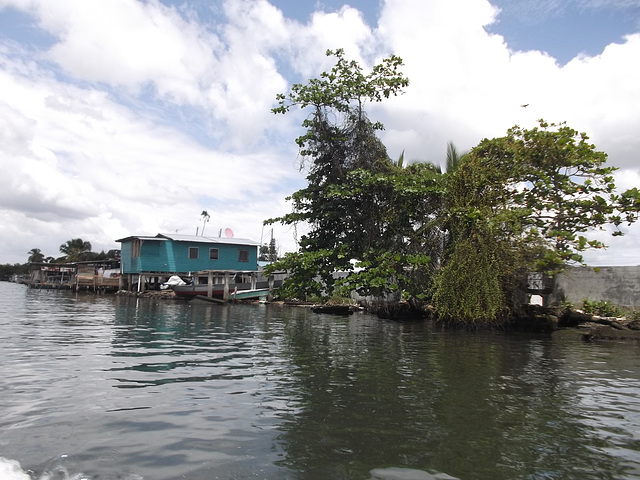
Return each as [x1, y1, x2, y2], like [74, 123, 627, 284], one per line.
[59, 238, 93, 262]
[556, 293, 574, 311]
[509, 121, 628, 271]
[336, 250, 435, 301]
[432, 228, 511, 326]
[445, 141, 467, 173]
[0, 263, 28, 280]
[582, 299, 622, 318]
[431, 120, 639, 324]
[266, 49, 411, 299]
[272, 48, 408, 117]
[270, 61, 638, 326]
[326, 295, 355, 306]
[27, 248, 45, 263]
[454, 120, 639, 274]
[265, 249, 350, 301]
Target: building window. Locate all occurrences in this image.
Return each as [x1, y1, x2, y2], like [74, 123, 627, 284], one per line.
[238, 249, 249, 262]
[131, 239, 141, 258]
[189, 247, 199, 259]
[209, 248, 219, 260]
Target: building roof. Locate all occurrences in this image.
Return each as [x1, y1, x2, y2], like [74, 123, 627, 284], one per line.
[117, 233, 259, 246]
[159, 233, 259, 246]
[115, 235, 166, 243]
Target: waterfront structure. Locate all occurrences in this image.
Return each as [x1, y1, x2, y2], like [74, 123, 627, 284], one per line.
[75, 260, 121, 291]
[27, 259, 121, 292]
[28, 263, 76, 289]
[116, 233, 263, 295]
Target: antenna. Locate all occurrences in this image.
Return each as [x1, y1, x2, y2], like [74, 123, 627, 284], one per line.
[225, 228, 234, 238]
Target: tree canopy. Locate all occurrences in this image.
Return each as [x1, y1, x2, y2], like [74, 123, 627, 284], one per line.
[433, 120, 640, 323]
[27, 248, 45, 263]
[266, 49, 410, 300]
[59, 238, 93, 262]
[266, 49, 639, 324]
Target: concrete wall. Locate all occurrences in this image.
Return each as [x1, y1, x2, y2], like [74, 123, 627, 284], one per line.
[553, 266, 640, 307]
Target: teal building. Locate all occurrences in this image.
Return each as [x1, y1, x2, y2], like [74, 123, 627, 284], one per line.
[117, 233, 260, 275]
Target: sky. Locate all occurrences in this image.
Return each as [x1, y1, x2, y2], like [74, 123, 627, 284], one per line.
[0, 0, 639, 266]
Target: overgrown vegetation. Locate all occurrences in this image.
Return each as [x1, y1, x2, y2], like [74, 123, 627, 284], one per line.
[582, 299, 623, 318]
[266, 49, 640, 326]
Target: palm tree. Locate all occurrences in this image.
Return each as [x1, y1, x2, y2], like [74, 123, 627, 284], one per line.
[27, 248, 45, 263]
[200, 210, 210, 236]
[445, 141, 467, 173]
[59, 238, 92, 262]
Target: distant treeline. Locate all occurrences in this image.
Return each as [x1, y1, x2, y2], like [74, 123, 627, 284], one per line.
[0, 263, 29, 281]
[0, 238, 121, 281]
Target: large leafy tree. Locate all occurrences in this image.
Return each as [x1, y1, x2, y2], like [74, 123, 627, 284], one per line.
[266, 49, 409, 299]
[59, 238, 92, 262]
[510, 121, 639, 271]
[331, 161, 444, 302]
[434, 120, 640, 324]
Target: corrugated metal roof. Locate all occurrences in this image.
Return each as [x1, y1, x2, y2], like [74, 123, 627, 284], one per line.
[117, 233, 260, 246]
[157, 233, 260, 246]
[115, 235, 167, 242]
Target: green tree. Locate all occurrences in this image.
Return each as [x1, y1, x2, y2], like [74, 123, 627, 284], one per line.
[445, 141, 467, 174]
[259, 235, 278, 263]
[200, 210, 210, 236]
[59, 238, 92, 262]
[331, 161, 444, 302]
[509, 121, 639, 271]
[0, 263, 28, 280]
[433, 137, 525, 324]
[434, 120, 640, 325]
[266, 49, 409, 299]
[27, 248, 45, 263]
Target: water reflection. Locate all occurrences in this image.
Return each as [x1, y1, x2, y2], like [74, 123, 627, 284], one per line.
[1, 283, 639, 480]
[271, 315, 640, 479]
[110, 299, 278, 389]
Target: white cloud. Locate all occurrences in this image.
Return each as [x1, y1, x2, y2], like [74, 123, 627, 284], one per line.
[0, 43, 301, 261]
[41, 0, 218, 101]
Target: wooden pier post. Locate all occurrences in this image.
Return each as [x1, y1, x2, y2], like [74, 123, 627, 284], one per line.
[223, 272, 230, 302]
[268, 275, 274, 301]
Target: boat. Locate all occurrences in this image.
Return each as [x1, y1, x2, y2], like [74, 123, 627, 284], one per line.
[228, 287, 271, 300]
[187, 287, 270, 304]
[190, 295, 225, 305]
[173, 283, 230, 297]
[173, 277, 283, 299]
[173, 281, 275, 298]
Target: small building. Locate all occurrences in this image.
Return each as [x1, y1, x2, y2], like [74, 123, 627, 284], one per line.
[74, 259, 121, 292]
[116, 233, 261, 292]
[28, 263, 76, 289]
[28, 259, 122, 292]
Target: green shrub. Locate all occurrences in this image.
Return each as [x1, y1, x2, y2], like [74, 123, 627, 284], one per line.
[582, 299, 622, 317]
[626, 309, 640, 321]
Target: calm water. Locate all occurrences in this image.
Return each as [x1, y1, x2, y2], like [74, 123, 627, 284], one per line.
[1, 282, 639, 480]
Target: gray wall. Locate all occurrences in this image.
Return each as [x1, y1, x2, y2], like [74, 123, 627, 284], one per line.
[553, 266, 640, 307]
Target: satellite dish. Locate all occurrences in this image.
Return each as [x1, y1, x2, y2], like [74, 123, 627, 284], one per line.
[224, 228, 234, 238]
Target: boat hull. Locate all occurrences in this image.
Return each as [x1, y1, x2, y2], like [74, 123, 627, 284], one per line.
[173, 280, 281, 298]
